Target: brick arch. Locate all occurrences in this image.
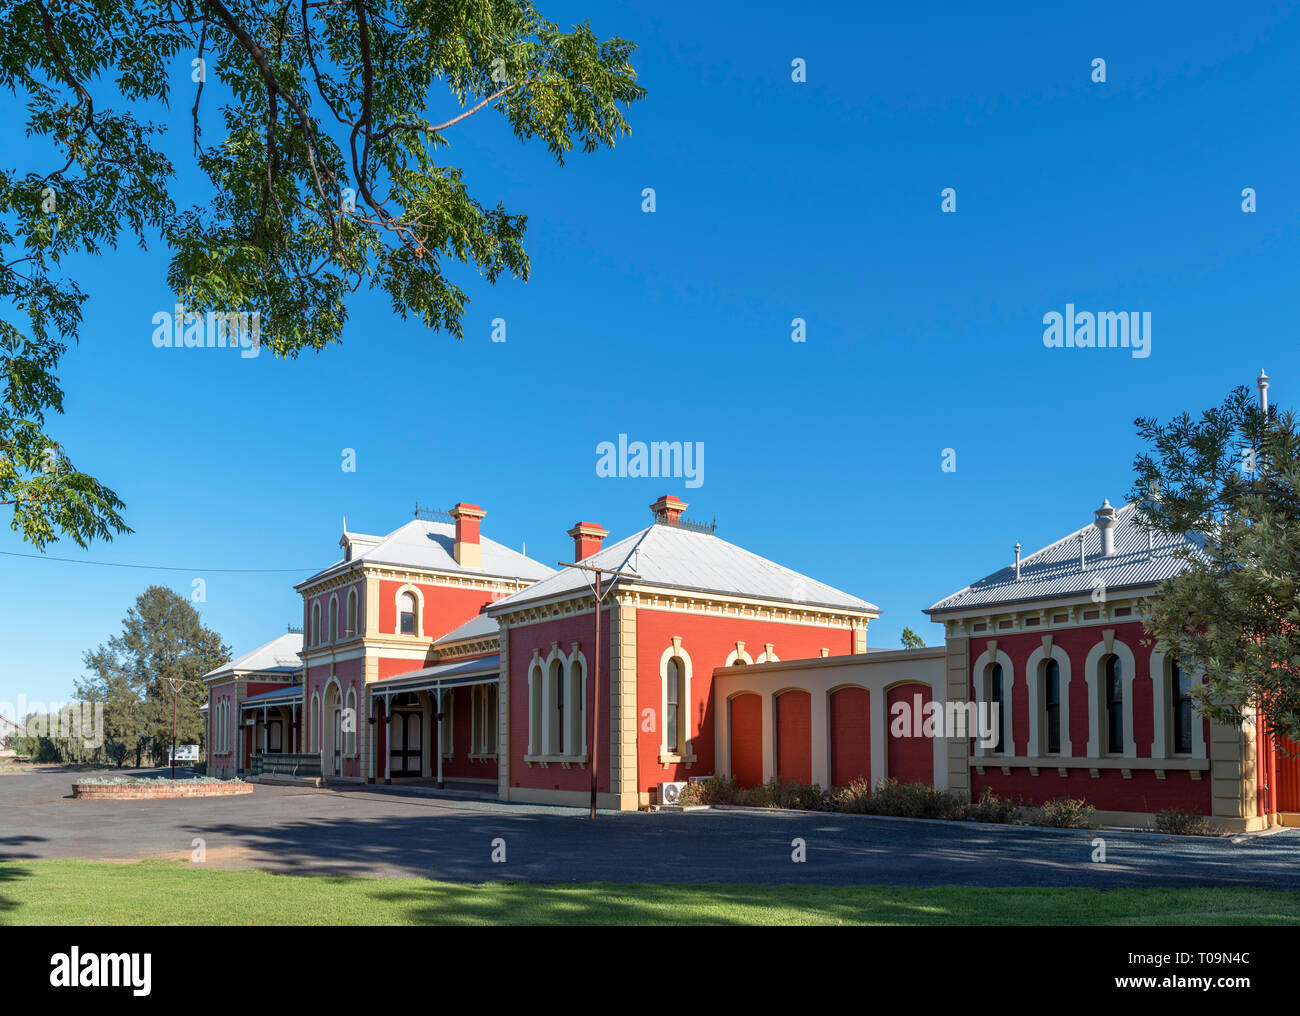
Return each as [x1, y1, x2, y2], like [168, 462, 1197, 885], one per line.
[775, 688, 812, 786]
[828, 684, 871, 788]
[728, 692, 763, 789]
[886, 682, 934, 786]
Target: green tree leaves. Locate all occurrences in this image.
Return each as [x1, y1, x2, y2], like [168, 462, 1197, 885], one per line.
[1, 1, 643, 547]
[1128, 385, 1300, 741]
[77, 584, 231, 758]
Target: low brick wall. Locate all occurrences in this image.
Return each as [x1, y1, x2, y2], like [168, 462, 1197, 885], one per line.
[72, 781, 253, 800]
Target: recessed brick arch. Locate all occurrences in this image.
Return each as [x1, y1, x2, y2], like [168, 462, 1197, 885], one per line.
[829, 685, 871, 788]
[775, 689, 812, 786]
[728, 692, 763, 788]
[886, 682, 934, 786]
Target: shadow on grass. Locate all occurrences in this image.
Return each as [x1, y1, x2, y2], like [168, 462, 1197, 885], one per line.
[0, 863, 34, 920]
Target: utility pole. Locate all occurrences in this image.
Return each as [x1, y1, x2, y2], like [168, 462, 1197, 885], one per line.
[556, 559, 640, 819]
[168, 677, 180, 780]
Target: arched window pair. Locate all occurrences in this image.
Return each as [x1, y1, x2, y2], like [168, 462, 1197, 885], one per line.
[528, 656, 584, 757]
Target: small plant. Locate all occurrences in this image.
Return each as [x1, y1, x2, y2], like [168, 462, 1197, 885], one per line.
[677, 775, 742, 806]
[829, 778, 964, 819]
[962, 788, 1025, 824]
[831, 777, 875, 814]
[1155, 808, 1219, 836]
[773, 781, 830, 811]
[1034, 796, 1097, 829]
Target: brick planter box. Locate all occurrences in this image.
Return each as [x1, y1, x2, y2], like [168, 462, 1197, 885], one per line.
[71, 781, 253, 800]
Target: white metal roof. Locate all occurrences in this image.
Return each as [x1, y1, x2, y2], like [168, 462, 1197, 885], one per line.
[488, 522, 880, 614]
[203, 632, 304, 682]
[433, 611, 499, 644]
[299, 519, 555, 588]
[926, 501, 1208, 615]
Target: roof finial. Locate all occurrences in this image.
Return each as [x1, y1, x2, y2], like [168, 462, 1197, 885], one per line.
[1258, 368, 1270, 414]
[1014, 542, 1022, 581]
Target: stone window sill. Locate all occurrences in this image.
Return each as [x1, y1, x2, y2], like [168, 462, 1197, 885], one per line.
[525, 753, 588, 768]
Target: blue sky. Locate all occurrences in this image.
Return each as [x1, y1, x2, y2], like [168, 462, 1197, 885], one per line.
[4, 0, 1299, 707]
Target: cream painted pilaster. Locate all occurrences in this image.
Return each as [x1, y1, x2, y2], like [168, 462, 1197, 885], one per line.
[810, 689, 830, 788]
[945, 635, 970, 799]
[498, 620, 511, 801]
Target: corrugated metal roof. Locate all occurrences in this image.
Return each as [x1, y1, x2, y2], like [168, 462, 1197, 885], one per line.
[488, 523, 879, 614]
[375, 655, 501, 688]
[203, 632, 304, 681]
[299, 520, 555, 588]
[926, 501, 1207, 615]
[433, 611, 499, 644]
[240, 685, 303, 706]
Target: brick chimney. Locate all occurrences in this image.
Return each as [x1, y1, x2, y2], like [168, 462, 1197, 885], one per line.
[650, 495, 688, 526]
[450, 502, 486, 567]
[568, 522, 609, 562]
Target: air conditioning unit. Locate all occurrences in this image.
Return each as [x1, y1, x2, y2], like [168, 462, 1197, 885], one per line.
[658, 781, 687, 805]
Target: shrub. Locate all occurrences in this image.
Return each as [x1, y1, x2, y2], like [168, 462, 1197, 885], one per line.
[831, 777, 875, 814]
[677, 775, 742, 806]
[1034, 796, 1097, 829]
[1155, 808, 1219, 837]
[827, 778, 964, 819]
[772, 781, 831, 811]
[962, 788, 1025, 825]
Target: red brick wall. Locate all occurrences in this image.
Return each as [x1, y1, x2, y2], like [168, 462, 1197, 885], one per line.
[776, 690, 812, 785]
[887, 683, 934, 785]
[729, 693, 763, 788]
[635, 609, 853, 797]
[378, 580, 498, 641]
[830, 686, 871, 787]
[438, 684, 499, 782]
[971, 767, 1213, 813]
[506, 611, 613, 795]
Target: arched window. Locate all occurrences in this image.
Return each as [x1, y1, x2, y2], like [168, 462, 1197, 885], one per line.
[346, 589, 358, 637]
[399, 591, 417, 635]
[472, 684, 498, 756]
[440, 692, 453, 758]
[1044, 659, 1061, 755]
[1104, 655, 1124, 754]
[345, 688, 357, 755]
[329, 597, 339, 642]
[988, 663, 1006, 754]
[550, 659, 566, 755]
[528, 664, 543, 755]
[1171, 659, 1193, 755]
[312, 602, 321, 645]
[665, 657, 684, 754]
[311, 693, 321, 752]
[568, 658, 585, 755]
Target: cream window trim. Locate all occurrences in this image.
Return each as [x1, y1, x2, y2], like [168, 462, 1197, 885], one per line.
[1149, 647, 1207, 760]
[1085, 635, 1137, 758]
[971, 647, 1015, 758]
[440, 692, 454, 758]
[660, 639, 694, 757]
[394, 583, 425, 637]
[1026, 643, 1073, 757]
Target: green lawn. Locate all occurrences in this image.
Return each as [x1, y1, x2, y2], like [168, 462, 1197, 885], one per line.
[1, 859, 1297, 925]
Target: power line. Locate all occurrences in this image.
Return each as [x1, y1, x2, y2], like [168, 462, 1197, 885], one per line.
[0, 550, 312, 573]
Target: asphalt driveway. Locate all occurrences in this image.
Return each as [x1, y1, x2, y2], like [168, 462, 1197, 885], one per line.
[3, 767, 1299, 888]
